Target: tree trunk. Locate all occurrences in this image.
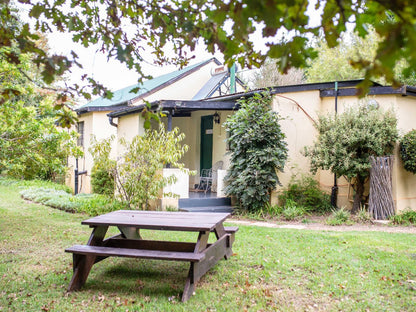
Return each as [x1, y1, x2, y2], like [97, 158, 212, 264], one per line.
[352, 175, 365, 214]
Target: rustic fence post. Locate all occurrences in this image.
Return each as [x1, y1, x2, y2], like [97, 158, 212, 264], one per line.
[368, 156, 395, 220]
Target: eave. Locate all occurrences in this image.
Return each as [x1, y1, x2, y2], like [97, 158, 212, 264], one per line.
[107, 99, 239, 118]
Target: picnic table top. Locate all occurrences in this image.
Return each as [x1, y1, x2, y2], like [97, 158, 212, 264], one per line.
[81, 210, 230, 232]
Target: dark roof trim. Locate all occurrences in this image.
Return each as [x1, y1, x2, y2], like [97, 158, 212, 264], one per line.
[205, 80, 416, 102]
[108, 99, 238, 118]
[107, 81, 416, 119]
[76, 104, 127, 115]
[160, 99, 237, 110]
[204, 80, 372, 102]
[320, 86, 414, 97]
[127, 58, 222, 105]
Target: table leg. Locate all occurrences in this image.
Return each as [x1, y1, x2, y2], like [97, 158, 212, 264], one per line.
[68, 226, 108, 291]
[213, 224, 226, 239]
[68, 254, 96, 291]
[182, 262, 197, 302]
[117, 226, 141, 239]
[214, 224, 233, 260]
[182, 233, 232, 302]
[181, 231, 209, 301]
[87, 226, 109, 245]
[194, 231, 209, 253]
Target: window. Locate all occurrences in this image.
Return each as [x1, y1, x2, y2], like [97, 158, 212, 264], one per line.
[77, 121, 84, 147]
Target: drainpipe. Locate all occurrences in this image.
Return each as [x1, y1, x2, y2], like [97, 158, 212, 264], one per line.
[330, 81, 338, 207]
[229, 63, 236, 94]
[74, 158, 87, 195]
[166, 110, 172, 168]
[167, 111, 172, 132]
[109, 116, 118, 127]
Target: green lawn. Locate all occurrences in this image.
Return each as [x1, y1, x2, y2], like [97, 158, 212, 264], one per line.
[1, 184, 416, 311]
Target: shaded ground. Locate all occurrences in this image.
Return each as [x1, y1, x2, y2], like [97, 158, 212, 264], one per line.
[229, 215, 416, 234]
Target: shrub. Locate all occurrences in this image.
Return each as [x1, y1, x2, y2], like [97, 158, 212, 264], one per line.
[326, 207, 353, 226]
[224, 92, 288, 212]
[263, 203, 284, 217]
[233, 203, 283, 220]
[91, 167, 115, 196]
[89, 135, 116, 196]
[400, 129, 416, 174]
[390, 209, 416, 225]
[278, 175, 332, 214]
[89, 125, 191, 210]
[282, 199, 306, 221]
[354, 207, 373, 223]
[0, 88, 82, 181]
[304, 104, 398, 213]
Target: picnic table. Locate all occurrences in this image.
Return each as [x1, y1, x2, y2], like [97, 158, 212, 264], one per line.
[65, 210, 238, 302]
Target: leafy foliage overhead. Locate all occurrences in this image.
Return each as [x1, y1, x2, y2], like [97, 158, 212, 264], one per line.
[2, 0, 416, 101]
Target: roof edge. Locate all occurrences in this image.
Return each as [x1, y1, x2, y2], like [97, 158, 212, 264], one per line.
[76, 103, 128, 115]
[126, 58, 222, 104]
[107, 98, 238, 118]
[204, 80, 416, 101]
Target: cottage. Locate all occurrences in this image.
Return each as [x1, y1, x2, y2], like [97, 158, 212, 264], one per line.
[66, 58, 245, 194]
[109, 80, 416, 212]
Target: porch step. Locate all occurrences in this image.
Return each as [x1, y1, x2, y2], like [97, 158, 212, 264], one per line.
[179, 206, 234, 213]
[178, 197, 231, 208]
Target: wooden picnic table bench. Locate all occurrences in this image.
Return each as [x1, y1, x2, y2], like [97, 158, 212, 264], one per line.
[65, 210, 237, 302]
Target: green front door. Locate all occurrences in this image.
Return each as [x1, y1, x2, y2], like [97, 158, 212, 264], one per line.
[200, 115, 213, 171]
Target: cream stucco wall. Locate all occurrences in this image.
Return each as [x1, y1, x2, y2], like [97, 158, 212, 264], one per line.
[394, 96, 416, 211]
[115, 113, 145, 155]
[272, 91, 321, 191]
[279, 92, 416, 212]
[67, 111, 117, 194]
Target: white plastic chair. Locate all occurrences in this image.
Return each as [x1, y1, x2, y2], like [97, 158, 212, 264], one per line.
[198, 161, 223, 193]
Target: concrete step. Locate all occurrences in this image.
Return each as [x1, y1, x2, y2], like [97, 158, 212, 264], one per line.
[178, 197, 231, 208]
[179, 206, 234, 213]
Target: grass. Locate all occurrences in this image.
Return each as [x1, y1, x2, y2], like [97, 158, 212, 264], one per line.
[1, 183, 416, 311]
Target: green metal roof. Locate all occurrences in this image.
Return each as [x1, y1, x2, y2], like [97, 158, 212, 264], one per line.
[77, 58, 219, 112]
